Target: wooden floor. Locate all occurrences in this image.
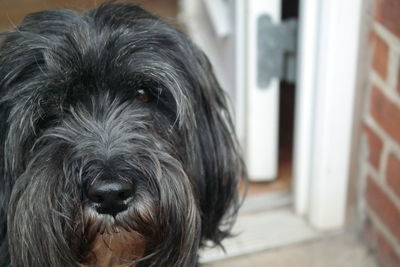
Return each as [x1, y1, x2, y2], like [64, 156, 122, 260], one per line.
[245, 146, 292, 197]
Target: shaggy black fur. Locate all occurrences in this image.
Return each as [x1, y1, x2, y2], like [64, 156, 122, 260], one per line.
[0, 2, 245, 266]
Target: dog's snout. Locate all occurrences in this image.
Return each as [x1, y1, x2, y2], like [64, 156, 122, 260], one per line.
[86, 179, 134, 216]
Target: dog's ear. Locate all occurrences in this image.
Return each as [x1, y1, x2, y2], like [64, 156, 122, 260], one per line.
[0, 31, 12, 267]
[0, 104, 11, 265]
[186, 46, 245, 246]
[0, 33, 10, 260]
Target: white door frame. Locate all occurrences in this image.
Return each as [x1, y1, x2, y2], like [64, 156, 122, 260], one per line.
[294, 0, 363, 229]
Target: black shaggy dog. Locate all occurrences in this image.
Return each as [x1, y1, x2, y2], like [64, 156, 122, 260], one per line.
[0, 2, 245, 267]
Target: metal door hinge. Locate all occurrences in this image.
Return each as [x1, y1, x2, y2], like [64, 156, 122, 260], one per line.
[257, 14, 298, 88]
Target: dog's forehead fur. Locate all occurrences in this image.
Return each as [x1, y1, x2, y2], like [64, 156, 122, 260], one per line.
[1, 4, 203, 126]
[0, 2, 244, 267]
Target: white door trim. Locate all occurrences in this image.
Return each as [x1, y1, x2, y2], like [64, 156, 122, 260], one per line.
[294, 0, 363, 229]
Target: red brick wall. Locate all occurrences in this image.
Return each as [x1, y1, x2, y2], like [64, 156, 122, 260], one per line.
[362, 1, 400, 267]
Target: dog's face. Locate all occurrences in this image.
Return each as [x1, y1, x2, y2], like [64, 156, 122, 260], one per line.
[0, 3, 244, 267]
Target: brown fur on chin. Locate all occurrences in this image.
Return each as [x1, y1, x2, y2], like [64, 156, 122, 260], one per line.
[80, 229, 146, 267]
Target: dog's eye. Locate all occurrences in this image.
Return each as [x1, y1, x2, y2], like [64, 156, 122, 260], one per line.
[134, 88, 152, 102]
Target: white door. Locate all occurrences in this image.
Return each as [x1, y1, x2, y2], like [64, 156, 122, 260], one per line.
[180, 0, 282, 182]
[239, 0, 281, 181]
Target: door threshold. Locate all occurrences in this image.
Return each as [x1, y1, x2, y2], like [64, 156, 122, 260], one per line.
[240, 190, 292, 213]
[200, 208, 327, 263]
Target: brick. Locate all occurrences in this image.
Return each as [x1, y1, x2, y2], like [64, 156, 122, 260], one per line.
[376, 231, 400, 267]
[370, 86, 400, 143]
[397, 62, 400, 95]
[366, 177, 400, 243]
[364, 124, 384, 170]
[371, 31, 389, 80]
[374, 0, 400, 38]
[387, 153, 400, 198]
[364, 221, 400, 267]
[364, 216, 378, 246]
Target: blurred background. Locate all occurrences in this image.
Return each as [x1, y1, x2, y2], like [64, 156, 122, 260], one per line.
[1, 0, 400, 266]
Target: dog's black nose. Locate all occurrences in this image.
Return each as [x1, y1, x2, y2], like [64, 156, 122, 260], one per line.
[86, 179, 134, 216]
